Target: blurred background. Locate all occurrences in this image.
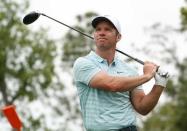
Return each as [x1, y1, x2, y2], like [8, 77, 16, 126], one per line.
[0, 0, 187, 130]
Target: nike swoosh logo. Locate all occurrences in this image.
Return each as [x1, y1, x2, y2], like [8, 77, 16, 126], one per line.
[117, 71, 124, 74]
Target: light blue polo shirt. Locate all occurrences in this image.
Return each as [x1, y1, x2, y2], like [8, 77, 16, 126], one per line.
[73, 51, 142, 131]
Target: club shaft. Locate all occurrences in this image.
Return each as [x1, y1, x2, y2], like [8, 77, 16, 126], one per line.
[115, 49, 144, 65]
[41, 13, 144, 65]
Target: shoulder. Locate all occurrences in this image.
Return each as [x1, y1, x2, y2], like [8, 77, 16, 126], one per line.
[73, 55, 98, 74]
[73, 56, 101, 84]
[74, 57, 88, 66]
[73, 56, 93, 68]
[73, 51, 95, 67]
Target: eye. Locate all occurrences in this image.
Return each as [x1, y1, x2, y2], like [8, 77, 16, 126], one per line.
[105, 27, 111, 31]
[95, 28, 101, 32]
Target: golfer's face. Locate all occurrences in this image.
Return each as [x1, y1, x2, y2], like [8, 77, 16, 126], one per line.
[94, 21, 119, 50]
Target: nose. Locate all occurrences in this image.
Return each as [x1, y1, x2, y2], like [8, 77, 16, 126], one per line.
[97, 30, 106, 36]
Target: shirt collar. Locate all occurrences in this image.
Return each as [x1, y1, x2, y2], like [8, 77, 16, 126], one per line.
[89, 51, 118, 65]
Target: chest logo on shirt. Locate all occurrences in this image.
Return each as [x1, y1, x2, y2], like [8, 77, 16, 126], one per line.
[117, 71, 124, 74]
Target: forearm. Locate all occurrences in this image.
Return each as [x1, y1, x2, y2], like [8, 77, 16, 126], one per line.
[108, 74, 150, 92]
[90, 71, 153, 92]
[137, 85, 164, 115]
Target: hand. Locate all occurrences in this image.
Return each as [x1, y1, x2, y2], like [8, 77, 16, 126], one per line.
[154, 67, 170, 88]
[143, 61, 157, 80]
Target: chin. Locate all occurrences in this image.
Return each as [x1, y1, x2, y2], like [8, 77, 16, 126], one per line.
[97, 46, 110, 51]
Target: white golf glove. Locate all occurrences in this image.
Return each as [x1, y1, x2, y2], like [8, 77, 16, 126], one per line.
[154, 67, 170, 88]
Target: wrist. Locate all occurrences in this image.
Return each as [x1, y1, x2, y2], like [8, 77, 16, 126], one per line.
[145, 74, 153, 81]
[154, 83, 166, 88]
[143, 74, 152, 82]
[155, 80, 167, 88]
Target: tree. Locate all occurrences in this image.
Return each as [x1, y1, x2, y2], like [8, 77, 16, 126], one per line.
[180, 0, 187, 31]
[0, 0, 79, 130]
[140, 1, 187, 131]
[141, 58, 187, 131]
[62, 12, 98, 67]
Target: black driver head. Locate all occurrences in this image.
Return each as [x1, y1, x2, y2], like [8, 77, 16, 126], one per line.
[23, 11, 40, 25]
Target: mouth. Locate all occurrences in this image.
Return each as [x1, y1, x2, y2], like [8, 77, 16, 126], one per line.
[97, 38, 107, 41]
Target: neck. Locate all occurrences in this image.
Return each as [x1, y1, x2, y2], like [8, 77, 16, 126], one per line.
[95, 48, 116, 64]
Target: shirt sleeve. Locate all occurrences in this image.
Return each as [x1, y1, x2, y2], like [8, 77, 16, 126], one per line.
[130, 66, 143, 90]
[73, 57, 101, 86]
[134, 74, 143, 90]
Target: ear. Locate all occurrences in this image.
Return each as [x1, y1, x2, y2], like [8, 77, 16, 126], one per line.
[116, 34, 121, 42]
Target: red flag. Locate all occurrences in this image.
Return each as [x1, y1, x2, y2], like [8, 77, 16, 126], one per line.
[2, 105, 22, 130]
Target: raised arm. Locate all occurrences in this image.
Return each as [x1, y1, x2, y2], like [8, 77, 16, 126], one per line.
[130, 70, 169, 115]
[89, 61, 157, 92]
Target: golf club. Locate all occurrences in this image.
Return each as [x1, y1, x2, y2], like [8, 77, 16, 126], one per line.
[23, 11, 169, 77]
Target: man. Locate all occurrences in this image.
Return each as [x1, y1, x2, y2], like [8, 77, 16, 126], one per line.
[73, 15, 169, 131]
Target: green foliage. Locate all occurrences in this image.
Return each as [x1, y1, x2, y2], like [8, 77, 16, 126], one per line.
[142, 103, 179, 131]
[62, 12, 98, 67]
[141, 58, 187, 131]
[180, 0, 187, 31]
[0, 0, 80, 130]
[180, 6, 187, 31]
[0, 0, 57, 105]
[140, 1, 187, 129]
